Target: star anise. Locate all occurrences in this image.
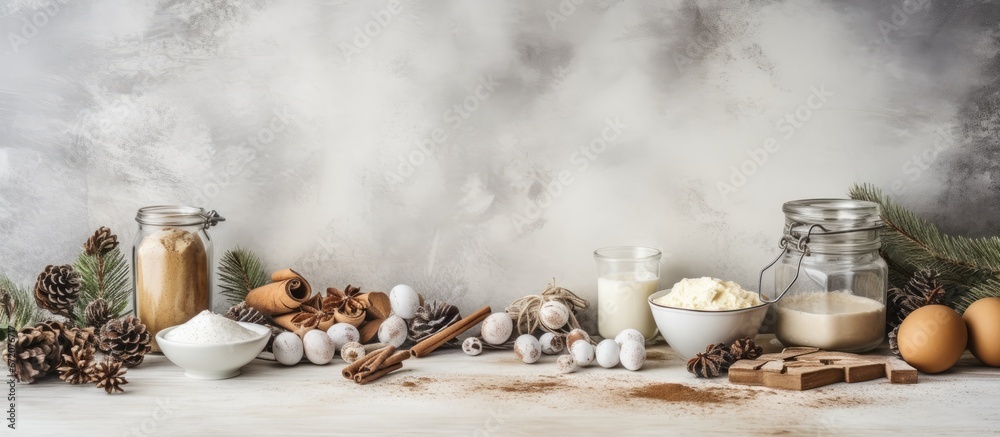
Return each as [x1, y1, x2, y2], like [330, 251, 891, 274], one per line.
[687, 351, 729, 378]
[729, 337, 762, 360]
[687, 343, 736, 378]
[325, 285, 367, 327]
[288, 294, 335, 331]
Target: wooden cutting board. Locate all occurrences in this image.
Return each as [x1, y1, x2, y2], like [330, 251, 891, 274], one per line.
[728, 347, 918, 390]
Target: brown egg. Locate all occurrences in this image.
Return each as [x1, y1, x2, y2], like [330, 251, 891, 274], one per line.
[963, 297, 1000, 367]
[897, 305, 967, 374]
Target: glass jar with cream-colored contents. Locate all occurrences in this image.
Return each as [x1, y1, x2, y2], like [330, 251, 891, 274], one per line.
[133, 206, 224, 351]
[759, 199, 887, 353]
[595, 247, 661, 340]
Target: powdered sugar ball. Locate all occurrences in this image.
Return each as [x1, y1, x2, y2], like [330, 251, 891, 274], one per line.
[596, 339, 620, 368]
[619, 340, 646, 371]
[327, 323, 360, 352]
[615, 328, 645, 346]
[272, 332, 303, 366]
[480, 313, 513, 345]
[389, 284, 420, 320]
[378, 315, 408, 348]
[303, 329, 336, 365]
[570, 340, 595, 367]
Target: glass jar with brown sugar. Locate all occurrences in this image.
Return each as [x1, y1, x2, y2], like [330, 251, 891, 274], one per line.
[133, 206, 224, 351]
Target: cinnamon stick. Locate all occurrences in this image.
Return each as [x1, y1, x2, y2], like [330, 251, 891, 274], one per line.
[342, 350, 381, 379]
[360, 345, 396, 374]
[244, 269, 311, 316]
[381, 350, 411, 368]
[356, 363, 403, 385]
[410, 306, 492, 358]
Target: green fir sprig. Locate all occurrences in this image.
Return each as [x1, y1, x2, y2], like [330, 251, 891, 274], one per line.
[218, 247, 268, 305]
[0, 274, 44, 332]
[849, 183, 1000, 310]
[74, 246, 132, 326]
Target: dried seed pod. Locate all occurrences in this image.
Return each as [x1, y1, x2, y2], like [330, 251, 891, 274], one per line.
[539, 332, 563, 355]
[463, 337, 483, 356]
[566, 328, 590, 349]
[556, 354, 578, 374]
[513, 334, 541, 364]
[340, 342, 366, 364]
[539, 301, 570, 330]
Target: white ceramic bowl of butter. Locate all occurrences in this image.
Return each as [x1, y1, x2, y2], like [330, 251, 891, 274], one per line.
[648, 286, 769, 359]
[156, 322, 270, 380]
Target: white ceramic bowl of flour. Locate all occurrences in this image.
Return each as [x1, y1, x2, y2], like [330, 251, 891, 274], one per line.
[648, 289, 769, 359]
[156, 321, 270, 380]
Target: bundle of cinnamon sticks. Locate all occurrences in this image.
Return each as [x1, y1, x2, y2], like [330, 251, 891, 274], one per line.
[342, 345, 410, 384]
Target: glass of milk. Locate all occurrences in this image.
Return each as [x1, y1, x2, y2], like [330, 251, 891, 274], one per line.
[594, 246, 661, 339]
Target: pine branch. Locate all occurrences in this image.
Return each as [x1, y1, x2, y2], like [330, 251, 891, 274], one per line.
[218, 247, 268, 306]
[850, 183, 1000, 311]
[74, 246, 131, 326]
[0, 274, 44, 331]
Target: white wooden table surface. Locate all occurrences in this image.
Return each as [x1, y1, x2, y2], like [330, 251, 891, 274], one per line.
[15, 335, 1000, 436]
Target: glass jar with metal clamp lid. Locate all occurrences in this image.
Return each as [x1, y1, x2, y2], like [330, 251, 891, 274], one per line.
[757, 199, 887, 353]
[133, 206, 225, 351]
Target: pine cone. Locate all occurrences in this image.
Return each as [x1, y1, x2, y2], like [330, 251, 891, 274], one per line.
[57, 345, 96, 384]
[226, 302, 283, 352]
[99, 316, 152, 368]
[408, 301, 462, 345]
[93, 358, 128, 394]
[2, 325, 60, 383]
[83, 226, 119, 257]
[34, 264, 81, 318]
[888, 326, 900, 355]
[60, 326, 97, 359]
[729, 337, 762, 360]
[225, 302, 268, 325]
[85, 298, 114, 331]
[888, 270, 947, 329]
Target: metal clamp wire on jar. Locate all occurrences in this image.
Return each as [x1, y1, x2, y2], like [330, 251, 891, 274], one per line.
[756, 222, 882, 304]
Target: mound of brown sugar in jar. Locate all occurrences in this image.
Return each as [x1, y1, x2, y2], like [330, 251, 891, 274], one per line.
[136, 228, 210, 351]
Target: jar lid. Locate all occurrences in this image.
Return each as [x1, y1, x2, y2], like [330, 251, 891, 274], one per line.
[782, 199, 881, 230]
[136, 206, 225, 228]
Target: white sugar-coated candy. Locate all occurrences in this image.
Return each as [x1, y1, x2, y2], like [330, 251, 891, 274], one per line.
[514, 334, 542, 364]
[619, 339, 646, 371]
[463, 337, 483, 356]
[539, 332, 563, 355]
[615, 328, 645, 346]
[539, 301, 570, 330]
[570, 340, 595, 367]
[596, 339, 621, 368]
[557, 354, 578, 374]
[481, 313, 513, 345]
[272, 332, 303, 366]
[303, 329, 336, 365]
[389, 284, 421, 320]
[327, 323, 360, 352]
[378, 315, 408, 348]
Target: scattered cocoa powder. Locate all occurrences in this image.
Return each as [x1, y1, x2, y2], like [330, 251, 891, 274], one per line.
[645, 350, 670, 361]
[629, 383, 743, 404]
[402, 381, 418, 388]
[491, 379, 564, 393]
